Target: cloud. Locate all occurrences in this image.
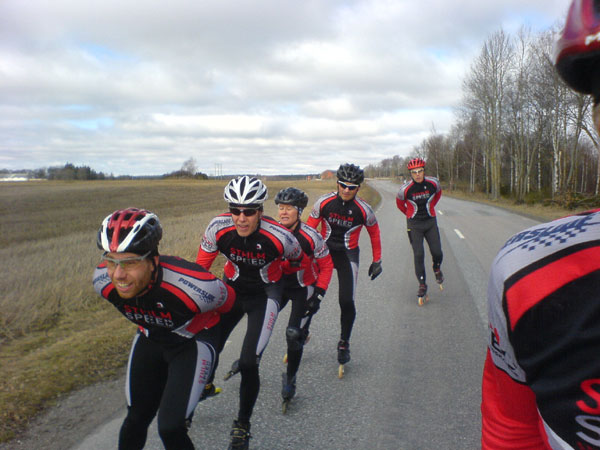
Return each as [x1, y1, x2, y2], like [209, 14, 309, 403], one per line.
[0, 0, 570, 176]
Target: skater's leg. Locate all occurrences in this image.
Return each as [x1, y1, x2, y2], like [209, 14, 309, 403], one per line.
[206, 300, 244, 385]
[119, 333, 166, 450]
[285, 287, 308, 379]
[331, 249, 358, 342]
[424, 218, 443, 270]
[237, 296, 279, 424]
[157, 338, 216, 450]
[407, 222, 426, 284]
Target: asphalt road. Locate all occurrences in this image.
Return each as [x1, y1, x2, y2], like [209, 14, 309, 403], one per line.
[6, 179, 543, 450]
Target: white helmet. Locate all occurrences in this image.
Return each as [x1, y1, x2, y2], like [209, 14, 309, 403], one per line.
[224, 176, 268, 206]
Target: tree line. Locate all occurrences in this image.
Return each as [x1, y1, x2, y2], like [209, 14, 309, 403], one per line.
[366, 26, 600, 207]
[3, 158, 209, 181]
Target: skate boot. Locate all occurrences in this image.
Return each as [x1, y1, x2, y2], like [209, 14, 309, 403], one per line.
[434, 268, 444, 290]
[417, 283, 429, 306]
[199, 382, 221, 402]
[337, 340, 350, 378]
[228, 420, 251, 450]
[281, 372, 296, 414]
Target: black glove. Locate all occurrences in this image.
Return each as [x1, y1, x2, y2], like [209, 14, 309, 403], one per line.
[306, 287, 325, 315]
[368, 261, 382, 280]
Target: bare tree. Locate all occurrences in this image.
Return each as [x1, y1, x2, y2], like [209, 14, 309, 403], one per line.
[181, 157, 198, 176]
[464, 29, 513, 199]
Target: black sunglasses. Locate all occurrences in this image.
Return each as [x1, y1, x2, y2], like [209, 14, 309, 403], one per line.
[229, 207, 260, 217]
[337, 181, 359, 191]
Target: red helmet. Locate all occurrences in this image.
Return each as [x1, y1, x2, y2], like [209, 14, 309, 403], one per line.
[407, 158, 426, 170]
[555, 0, 600, 96]
[97, 208, 162, 254]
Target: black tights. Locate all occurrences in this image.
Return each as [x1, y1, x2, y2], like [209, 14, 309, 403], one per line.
[407, 217, 443, 284]
[330, 248, 359, 342]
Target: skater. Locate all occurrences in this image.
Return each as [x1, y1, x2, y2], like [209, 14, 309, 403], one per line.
[196, 176, 307, 449]
[481, 3, 600, 448]
[274, 187, 333, 412]
[93, 208, 235, 450]
[396, 158, 443, 305]
[307, 163, 382, 374]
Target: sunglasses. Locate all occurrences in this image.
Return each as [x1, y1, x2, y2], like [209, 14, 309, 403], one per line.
[101, 251, 151, 271]
[337, 181, 359, 191]
[410, 169, 424, 174]
[229, 207, 260, 217]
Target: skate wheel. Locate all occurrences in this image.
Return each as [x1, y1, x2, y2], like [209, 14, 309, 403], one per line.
[439, 284, 443, 291]
[283, 353, 288, 364]
[214, 386, 222, 395]
[338, 364, 344, 379]
[282, 400, 289, 414]
[418, 295, 429, 306]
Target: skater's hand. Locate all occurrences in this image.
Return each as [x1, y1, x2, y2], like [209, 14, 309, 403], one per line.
[368, 261, 382, 280]
[306, 287, 325, 315]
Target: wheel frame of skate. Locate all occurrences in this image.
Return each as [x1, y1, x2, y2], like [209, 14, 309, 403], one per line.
[417, 294, 430, 306]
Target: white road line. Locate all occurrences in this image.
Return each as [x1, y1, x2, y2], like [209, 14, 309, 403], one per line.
[454, 228, 465, 239]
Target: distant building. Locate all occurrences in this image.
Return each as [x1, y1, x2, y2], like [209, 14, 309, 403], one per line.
[0, 172, 30, 182]
[320, 170, 336, 180]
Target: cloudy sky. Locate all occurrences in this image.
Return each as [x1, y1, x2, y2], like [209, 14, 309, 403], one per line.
[1, 0, 570, 176]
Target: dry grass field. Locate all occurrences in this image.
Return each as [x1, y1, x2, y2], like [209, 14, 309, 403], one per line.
[0, 178, 380, 442]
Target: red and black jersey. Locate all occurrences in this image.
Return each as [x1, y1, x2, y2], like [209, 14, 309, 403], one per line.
[93, 255, 235, 344]
[282, 222, 334, 291]
[396, 176, 441, 219]
[196, 214, 306, 295]
[482, 209, 600, 450]
[306, 192, 382, 262]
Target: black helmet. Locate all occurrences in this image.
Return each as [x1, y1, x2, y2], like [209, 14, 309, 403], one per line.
[555, 0, 600, 97]
[97, 208, 162, 255]
[274, 187, 309, 209]
[336, 163, 364, 185]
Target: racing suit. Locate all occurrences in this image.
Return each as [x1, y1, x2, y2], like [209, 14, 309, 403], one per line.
[306, 192, 381, 342]
[93, 255, 235, 450]
[280, 221, 334, 380]
[482, 209, 600, 449]
[196, 213, 306, 424]
[396, 176, 443, 284]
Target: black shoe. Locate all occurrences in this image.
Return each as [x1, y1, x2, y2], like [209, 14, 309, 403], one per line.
[337, 340, 350, 365]
[228, 420, 251, 449]
[417, 283, 427, 297]
[434, 269, 444, 285]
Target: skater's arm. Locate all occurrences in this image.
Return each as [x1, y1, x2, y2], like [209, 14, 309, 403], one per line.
[481, 350, 546, 450]
[306, 215, 323, 233]
[366, 222, 382, 263]
[196, 247, 218, 270]
[196, 218, 221, 270]
[314, 252, 334, 291]
[396, 183, 409, 215]
[395, 196, 408, 215]
[430, 181, 442, 211]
